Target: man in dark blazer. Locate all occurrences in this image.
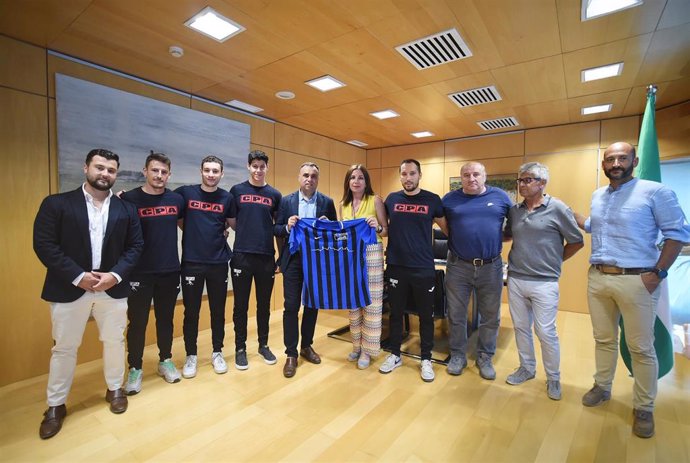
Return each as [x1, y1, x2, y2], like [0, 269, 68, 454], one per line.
[274, 162, 337, 378]
[33, 149, 143, 439]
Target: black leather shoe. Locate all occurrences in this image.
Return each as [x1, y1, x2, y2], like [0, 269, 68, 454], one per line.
[105, 388, 128, 414]
[283, 357, 298, 378]
[299, 346, 321, 364]
[39, 404, 67, 439]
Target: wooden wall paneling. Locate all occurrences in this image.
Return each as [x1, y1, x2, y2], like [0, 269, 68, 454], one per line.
[380, 166, 403, 199]
[418, 163, 446, 198]
[656, 101, 690, 160]
[366, 148, 382, 169]
[330, 140, 366, 166]
[524, 149, 600, 314]
[445, 131, 524, 162]
[0, 36, 47, 96]
[48, 99, 59, 194]
[368, 168, 382, 200]
[600, 116, 640, 148]
[329, 162, 349, 208]
[47, 55, 192, 108]
[380, 142, 444, 168]
[525, 121, 600, 155]
[0, 88, 51, 385]
[273, 149, 332, 197]
[275, 123, 332, 160]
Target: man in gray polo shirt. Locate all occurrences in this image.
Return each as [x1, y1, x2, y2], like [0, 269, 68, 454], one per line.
[503, 162, 583, 400]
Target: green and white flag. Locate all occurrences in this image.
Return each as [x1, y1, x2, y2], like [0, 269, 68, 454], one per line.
[619, 86, 674, 378]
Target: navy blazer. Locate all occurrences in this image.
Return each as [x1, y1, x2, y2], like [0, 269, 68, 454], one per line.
[33, 187, 144, 303]
[273, 190, 337, 272]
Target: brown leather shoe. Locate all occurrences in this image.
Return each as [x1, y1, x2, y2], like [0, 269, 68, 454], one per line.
[299, 346, 321, 364]
[105, 388, 128, 414]
[633, 409, 655, 438]
[283, 357, 298, 378]
[39, 404, 67, 439]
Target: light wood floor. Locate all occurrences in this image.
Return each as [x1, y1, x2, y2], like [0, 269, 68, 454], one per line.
[1, 305, 689, 462]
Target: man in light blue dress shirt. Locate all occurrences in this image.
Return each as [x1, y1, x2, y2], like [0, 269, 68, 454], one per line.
[575, 141, 690, 439]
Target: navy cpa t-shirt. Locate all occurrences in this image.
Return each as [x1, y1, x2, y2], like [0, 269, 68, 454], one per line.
[385, 189, 444, 270]
[229, 181, 282, 256]
[121, 187, 185, 274]
[175, 185, 236, 264]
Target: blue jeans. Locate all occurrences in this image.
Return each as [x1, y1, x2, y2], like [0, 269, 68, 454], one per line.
[445, 252, 503, 359]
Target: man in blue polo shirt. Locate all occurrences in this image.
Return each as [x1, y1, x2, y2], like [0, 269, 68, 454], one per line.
[575, 141, 690, 438]
[442, 162, 511, 380]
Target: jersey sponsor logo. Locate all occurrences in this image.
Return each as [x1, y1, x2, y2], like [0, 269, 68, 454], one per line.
[188, 200, 224, 213]
[393, 203, 429, 214]
[239, 194, 273, 206]
[138, 205, 178, 217]
[185, 276, 196, 286]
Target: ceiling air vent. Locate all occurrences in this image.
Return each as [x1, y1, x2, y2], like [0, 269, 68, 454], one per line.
[477, 117, 519, 131]
[396, 28, 473, 70]
[448, 86, 501, 108]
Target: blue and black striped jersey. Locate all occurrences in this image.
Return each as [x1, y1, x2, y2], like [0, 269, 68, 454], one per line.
[289, 218, 377, 309]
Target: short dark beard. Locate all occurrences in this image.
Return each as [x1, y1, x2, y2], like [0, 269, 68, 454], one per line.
[87, 177, 113, 191]
[604, 162, 634, 181]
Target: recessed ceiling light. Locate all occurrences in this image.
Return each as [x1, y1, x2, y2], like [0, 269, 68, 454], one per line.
[581, 104, 612, 115]
[226, 99, 263, 113]
[581, 62, 624, 82]
[305, 75, 346, 92]
[347, 140, 368, 147]
[275, 91, 295, 100]
[411, 131, 434, 138]
[185, 6, 245, 42]
[581, 0, 643, 21]
[370, 109, 399, 120]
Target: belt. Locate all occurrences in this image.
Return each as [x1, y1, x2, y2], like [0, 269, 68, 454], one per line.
[459, 255, 501, 267]
[594, 264, 654, 275]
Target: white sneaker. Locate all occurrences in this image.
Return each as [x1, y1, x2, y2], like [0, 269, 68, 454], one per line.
[212, 352, 228, 374]
[158, 359, 181, 383]
[379, 354, 402, 374]
[420, 359, 435, 382]
[182, 355, 197, 379]
[125, 368, 142, 395]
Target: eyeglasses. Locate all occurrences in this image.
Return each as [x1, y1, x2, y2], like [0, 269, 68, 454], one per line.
[516, 177, 541, 185]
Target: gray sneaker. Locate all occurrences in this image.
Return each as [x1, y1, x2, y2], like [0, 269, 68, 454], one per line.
[258, 345, 277, 365]
[476, 355, 496, 380]
[582, 383, 611, 407]
[235, 349, 249, 370]
[125, 368, 142, 395]
[182, 355, 197, 379]
[546, 380, 562, 400]
[379, 354, 402, 374]
[357, 353, 371, 370]
[506, 366, 536, 385]
[446, 356, 467, 376]
[420, 359, 435, 382]
[157, 359, 181, 383]
[632, 409, 654, 438]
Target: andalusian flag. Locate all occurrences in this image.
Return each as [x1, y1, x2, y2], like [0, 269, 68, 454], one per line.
[619, 86, 674, 378]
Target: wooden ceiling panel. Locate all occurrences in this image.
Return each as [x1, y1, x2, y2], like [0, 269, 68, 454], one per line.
[562, 34, 652, 98]
[1, 0, 688, 149]
[624, 76, 690, 115]
[473, 0, 562, 65]
[635, 23, 690, 85]
[556, 0, 666, 52]
[657, 0, 690, 30]
[566, 89, 633, 122]
[0, 0, 91, 47]
[510, 99, 571, 128]
[491, 55, 568, 106]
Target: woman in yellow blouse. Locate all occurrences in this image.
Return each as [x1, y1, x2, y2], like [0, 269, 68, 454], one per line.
[339, 164, 388, 369]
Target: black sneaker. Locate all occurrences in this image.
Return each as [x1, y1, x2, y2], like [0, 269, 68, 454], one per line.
[258, 345, 277, 365]
[235, 349, 249, 370]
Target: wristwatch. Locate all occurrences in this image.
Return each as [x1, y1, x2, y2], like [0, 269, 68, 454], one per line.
[376, 225, 383, 233]
[653, 268, 668, 279]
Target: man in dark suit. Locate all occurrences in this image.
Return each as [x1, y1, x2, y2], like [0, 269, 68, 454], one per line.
[274, 162, 337, 378]
[33, 149, 143, 439]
